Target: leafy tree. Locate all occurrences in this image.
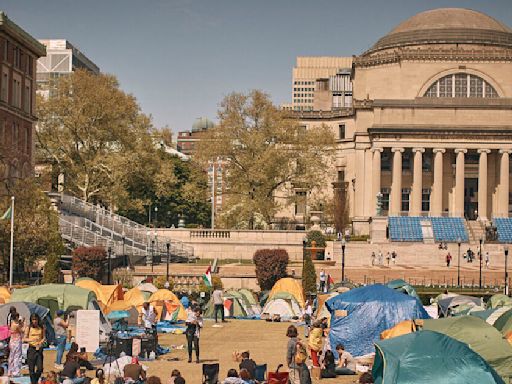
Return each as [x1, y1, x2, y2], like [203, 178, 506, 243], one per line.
[253, 249, 289, 291]
[72, 246, 106, 281]
[196, 90, 336, 228]
[154, 275, 175, 290]
[306, 230, 327, 248]
[302, 253, 317, 295]
[42, 252, 61, 284]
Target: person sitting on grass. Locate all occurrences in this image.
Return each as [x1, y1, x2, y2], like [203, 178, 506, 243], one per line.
[123, 356, 147, 383]
[238, 351, 256, 380]
[66, 342, 94, 370]
[320, 350, 336, 379]
[168, 369, 185, 384]
[61, 355, 85, 384]
[335, 344, 356, 375]
[222, 369, 245, 384]
[239, 369, 254, 384]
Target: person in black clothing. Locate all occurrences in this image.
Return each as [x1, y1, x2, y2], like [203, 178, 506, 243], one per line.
[61, 355, 85, 384]
[320, 350, 336, 379]
[239, 351, 256, 380]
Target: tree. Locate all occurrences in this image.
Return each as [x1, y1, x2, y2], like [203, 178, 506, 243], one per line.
[302, 253, 317, 295]
[72, 246, 106, 281]
[42, 252, 61, 284]
[196, 90, 336, 228]
[253, 249, 289, 291]
[306, 230, 327, 248]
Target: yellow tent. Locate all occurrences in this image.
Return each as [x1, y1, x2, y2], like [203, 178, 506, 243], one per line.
[75, 279, 124, 310]
[105, 299, 134, 314]
[0, 287, 11, 304]
[380, 320, 418, 340]
[124, 287, 147, 310]
[148, 289, 187, 321]
[268, 278, 305, 308]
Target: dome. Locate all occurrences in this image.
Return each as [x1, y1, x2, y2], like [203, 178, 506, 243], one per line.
[191, 117, 214, 132]
[368, 8, 512, 53]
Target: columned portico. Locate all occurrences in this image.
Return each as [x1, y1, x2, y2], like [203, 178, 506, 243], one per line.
[390, 147, 404, 215]
[431, 148, 445, 216]
[454, 149, 467, 217]
[410, 148, 425, 215]
[372, 148, 383, 215]
[498, 149, 511, 217]
[478, 149, 491, 221]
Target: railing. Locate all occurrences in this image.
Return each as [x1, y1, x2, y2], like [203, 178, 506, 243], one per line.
[190, 230, 231, 238]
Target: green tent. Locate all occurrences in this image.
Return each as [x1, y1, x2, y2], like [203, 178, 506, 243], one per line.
[386, 279, 420, 299]
[494, 308, 512, 336]
[373, 330, 505, 384]
[203, 291, 250, 319]
[238, 289, 257, 306]
[422, 316, 512, 381]
[488, 294, 512, 309]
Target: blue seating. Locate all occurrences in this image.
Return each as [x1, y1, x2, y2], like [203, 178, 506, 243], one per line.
[494, 217, 512, 243]
[429, 217, 469, 242]
[388, 217, 423, 242]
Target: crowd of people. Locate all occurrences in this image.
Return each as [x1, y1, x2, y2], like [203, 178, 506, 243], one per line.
[445, 247, 491, 268]
[370, 251, 398, 266]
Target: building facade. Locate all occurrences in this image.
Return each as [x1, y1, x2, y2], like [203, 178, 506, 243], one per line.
[293, 8, 512, 235]
[176, 117, 214, 156]
[0, 12, 46, 183]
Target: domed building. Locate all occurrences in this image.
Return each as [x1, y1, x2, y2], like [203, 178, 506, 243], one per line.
[177, 117, 215, 156]
[288, 8, 512, 240]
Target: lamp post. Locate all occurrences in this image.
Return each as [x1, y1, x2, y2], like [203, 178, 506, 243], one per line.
[457, 238, 461, 287]
[166, 241, 171, 282]
[146, 229, 151, 267]
[341, 238, 346, 282]
[122, 231, 126, 268]
[154, 206, 158, 227]
[479, 238, 483, 289]
[302, 237, 307, 282]
[505, 245, 509, 296]
[151, 234, 155, 273]
[107, 246, 112, 285]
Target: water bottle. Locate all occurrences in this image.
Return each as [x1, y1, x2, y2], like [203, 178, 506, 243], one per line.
[149, 351, 156, 360]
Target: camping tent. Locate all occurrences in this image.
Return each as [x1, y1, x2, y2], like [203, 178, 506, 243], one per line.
[123, 287, 147, 310]
[386, 279, 420, 299]
[437, 295, 483, 317]
[104, 300, 139, 325]
[373, 330, 505, 384]
[422, 316, 512, 381]
[75, 279, 124, 310]
[204, 290, 257, 319]
[137, 283, 158, 294]
[494, 307, 512, 336]
[488, 294, 512, 309]
[238, 289, 261, 315]
[261, 292, 302, 320]
[0, 287, 10, 304]
[148, 289, 187, 321]
[471, 306, 512, 326]
[315, 292, 338, 321]
[326, 284, 429, 357]
[0, 302, 55, 343]
[268, 278, 305, 308]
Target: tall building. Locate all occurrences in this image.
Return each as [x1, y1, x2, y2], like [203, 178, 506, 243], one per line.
[0, 12, 46, 183]
[176, 117, 214, 157]
[36, 39, 99, 98]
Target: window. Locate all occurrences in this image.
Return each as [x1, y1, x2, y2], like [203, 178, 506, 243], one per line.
[0, 120, 5, 146]
[422, 189, 430, 212]
[424, 73, 498, 98]
[12, 121, 18, 150]
[422, 152, 432, 172]
[25, 126, 30, 154]
[12, 77, 21, 108]
[401, 188, 410, 212]
[402, 151, 412, 172]
[24, 83, 31, 113]
[381, 151, 391, 171]
[295, 191, 307, 216]
[338, 124, 345, 139]
[1, 69, 8, 102]
[13, 46, 21, 68]
[381, 188, 390, 212]
[3, 40, 8, 61]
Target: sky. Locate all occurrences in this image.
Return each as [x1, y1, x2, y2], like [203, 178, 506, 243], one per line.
[3, 0, 512, 133]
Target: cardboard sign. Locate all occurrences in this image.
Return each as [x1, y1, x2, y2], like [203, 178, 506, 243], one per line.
[132, 338, 141, 357]
[76, 310, 100, 353]
[335, 310, 348, 317]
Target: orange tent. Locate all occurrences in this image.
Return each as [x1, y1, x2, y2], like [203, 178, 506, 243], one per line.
[0, 287, 10, 304]
[268, 278, 305, 308]
[380, 320, 420, 340]
[148, 289, 187, 321]
[75, 279, 124, 310]
[124, 287, 146, 310]
[506, 331, 512, 345]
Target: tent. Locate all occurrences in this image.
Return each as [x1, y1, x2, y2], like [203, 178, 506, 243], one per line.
[494, 307, 512, 336]
[422, 316, 512, 381]
[204, 290, 257, 319]
[238, 289, 261, 315]
[268, 278, 305, 308]
[488, 294, 512, 309]
[75, 279, 124, 310]
[380, 320, 418, 340]
[148, 289, 187, 321]
[326, 284, 429, 357]
[104, 300, 139, 325]
[386, 279, 420, 299]
[373, 330, 505, 384]
[437, 295, 483, 317]
[0, 287, 10, 304]
[261, 292, 302, 320]
[315, 292, 338, 321]
[123, 287, 147, 310]
[136, 283, 158, 294]
[471, 306, 512, 326]
[0, 302, 55, 343]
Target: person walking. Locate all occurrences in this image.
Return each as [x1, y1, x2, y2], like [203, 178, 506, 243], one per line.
[212, 287, 225, 323]
[446, 252, 452, 267]
[285, 325, 302, 384]
[371, 252, 376, 266]
[185, 306, 203, 363]
[392, 251, 397, 265]
[378, 251, 383, 265]
[7, 312, 23, 377]
[386, 252, 391, 266]
[302, 299, 313, 338]
[485, 252, 490, 268]
[54, 310, 68, 369]
[308, 320, 323, 367]
[24, 313, 46, 384]
[319, 270, 326, 293]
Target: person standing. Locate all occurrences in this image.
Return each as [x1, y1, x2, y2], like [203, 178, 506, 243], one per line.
[485, 252, 490, 268]
[185, 306, 203, 363]
[391, 251, 397, 265]
[140, 302, 157, 330]
[212, 287, 225, 323]
[308, 320, 323, 367]
[371, 252, 376, 266]
[302, 299, 313, 338]
[446, 252, 452, 267]
[386, 252, 391, 266]
[8, 312, 23, 377]
[319, 270, 326, 293]
[24, 313, 46, 384]
[54, 310, 68, 369]
[285, 325, 301, 384]
[378, 251, 383, 265]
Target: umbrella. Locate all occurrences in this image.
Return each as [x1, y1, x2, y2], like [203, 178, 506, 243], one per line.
[106, 310, 130, 320]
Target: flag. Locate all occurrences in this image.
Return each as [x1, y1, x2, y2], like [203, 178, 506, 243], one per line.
[203, 266, 212, 287]
[328, 275, 335, 285]
[0, 206, 11, 220]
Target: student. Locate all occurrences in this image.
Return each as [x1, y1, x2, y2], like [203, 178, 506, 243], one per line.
[140, 302, 158, 330]
[54, 310, 69, 369]
[0, 367, 8, 384]
[168, 369, 185, 384]
[61, 355, 84, 384]
[239, 369, 254, 384]
[91, 369, 105, 384]
[286, 325, 301, 384]
[212, 287, 225, 323]
[66, 342, 94, 370]
[185, 306, 203, 363]
[24, 313, 46, 384]
[320, 350, 336, 379]
[308, 320, 323, 367]
[302, 299, 313, 338]
[123, 356, 146, 382]
[238, 351, 256, 380]
[8, 312, 23, 376]
[222, 369, 245, 384]
[319, 270, 326, 292]
[335, 344, 356, 375]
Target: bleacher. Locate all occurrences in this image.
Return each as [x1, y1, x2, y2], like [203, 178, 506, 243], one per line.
[388, 216, 423, 242]
[494, 217, 512, 243]
[430, 217, 469, 242]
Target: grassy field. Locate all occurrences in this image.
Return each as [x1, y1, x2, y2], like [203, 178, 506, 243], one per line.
[40, 320, 360, 383]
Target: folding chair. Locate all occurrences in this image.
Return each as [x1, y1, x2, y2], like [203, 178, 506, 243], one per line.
[202, 363, 220, 384]
[267, 364, 288, 384]
[254, 363, 267, 383]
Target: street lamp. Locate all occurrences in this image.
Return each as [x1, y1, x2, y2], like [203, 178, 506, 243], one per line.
[122, 230, 126, 268]
[341, 238, 346, 282]
[457, 238, 461, 287]
[146, 230, 151, 267]
[302, 237, 307, 283]
[166, 241, 171, 282]
[154, 206, 158, 227]
[107, 246, 112, 285]
[479, 238, 483, 289]
[505, 245, 509, 296]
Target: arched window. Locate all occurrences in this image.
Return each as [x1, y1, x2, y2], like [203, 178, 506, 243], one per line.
[424, 73, 498, 98]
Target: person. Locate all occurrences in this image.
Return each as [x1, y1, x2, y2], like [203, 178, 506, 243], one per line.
[485, 252, 490, 268]
[378, 251, 383, 265]
[185, 306, 203, 363]
[91, 369, 105, 384]
[358, 372, 374, 383]
[54, 310, 68, 369]
[386, 252, 391, 266]
[238, 351, 256, 380]
[140, 302, 157, 330]
[335, 344, 356, 375]
[345, 229, 351, 242]
[391, 251, 397, 264]
[320, 350, 336, 379]
[302, 299, 313, 338]
[8, 312, 23, 377]
[239, 369, 253, 384]
[6, 306, 17, 327]
[308, 320, 323, 367]
[212, 287, 225, 323]
[61, 355, 84, 384]
[168, 369, 185, 384]
[123, 356, 146, 382]
[446, 252, 452, 267]
[147, 377, 162, 384]
[222, 369, 245, 384]
[24, 313, 46, 384]
[319, 270, 326, 292]
[0, 367, 9, 384]
[370, 252, 375, 266]
[286, 325, 311, 384]
[66, 342, 94, 370]
[41, 371, 58, 384]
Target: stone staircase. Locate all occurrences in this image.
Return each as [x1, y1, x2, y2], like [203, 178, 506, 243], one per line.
[467, 220, 485, 243]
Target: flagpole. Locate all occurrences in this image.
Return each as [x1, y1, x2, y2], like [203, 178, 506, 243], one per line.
[9, 196, 14, 287]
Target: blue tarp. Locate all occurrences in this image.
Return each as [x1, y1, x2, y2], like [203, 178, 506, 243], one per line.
[326, 284, 430, 357]
[180, 296, 190, 309]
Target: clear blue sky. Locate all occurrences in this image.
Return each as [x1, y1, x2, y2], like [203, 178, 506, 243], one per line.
[3, 0, 512, 133]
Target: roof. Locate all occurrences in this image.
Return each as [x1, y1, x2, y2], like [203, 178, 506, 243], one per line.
[0, 12, 46, 57]
[191, 117, 214, 132]
[368, 8, 512, 53]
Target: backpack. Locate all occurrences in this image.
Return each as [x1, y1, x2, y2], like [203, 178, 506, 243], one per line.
[294, 341, 308, 365]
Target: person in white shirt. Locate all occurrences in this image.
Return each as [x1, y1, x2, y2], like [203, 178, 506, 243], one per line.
[140, 302, 157, 330]
[319, 270, 326, 292]
[302, 299, 313, 338]
[185, 306, 203, 363]
[485, 252, 490, 268]
[212, 288, 226, 323]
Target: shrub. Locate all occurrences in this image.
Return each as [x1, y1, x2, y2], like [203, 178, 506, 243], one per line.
[253, 249, 289, 291]
[307, 230, 326, 248]
[154, 275, 175, 290]
[302, 253, 317, 295]
[42, 252, 61, 284]
[198, 275, 223, 293]
[72, 246, 106, 281]
[113, 268, 134, 288]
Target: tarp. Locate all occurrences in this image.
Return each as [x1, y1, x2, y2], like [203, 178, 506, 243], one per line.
[494, 308, 512, 336]
[386, 279, 420, 299]
[488, 294, 512, 309]
[0, 302, 55, 343]
[0, 287, 10, 304]
[423, 316, 512, 381]
[148, 289, 187, 321]
[268, 278, 305, 308]
[326, 284, 429, 357]
[75, 279, 124, 310]
[437, 295, 483, 317]
[373, 330, 505, 384]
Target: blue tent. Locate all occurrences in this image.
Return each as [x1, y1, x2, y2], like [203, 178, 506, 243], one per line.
[326, 284, 429, 357]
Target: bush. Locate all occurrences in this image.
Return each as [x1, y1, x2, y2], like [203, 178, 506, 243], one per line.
[113, 268, 134, 288]
[42, 252, 61, 284]
[198, 275, 223, 293]
[307, 230, 326, 248]
[253, 249, 289, 291]
[72, 246, 106, 281]
[302, 253, 317, 295]
[154, 275, 175, 290]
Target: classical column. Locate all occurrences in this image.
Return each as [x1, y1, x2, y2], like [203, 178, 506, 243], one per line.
[390, 148, 404, 215]
[498, 149, 511, 217]
[454, 149, 467, 217]
[410, 148, 425, 216]
[478, 149, 491, 221]
[372, 148, 383, 216]
[431, 149, 445, 216]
